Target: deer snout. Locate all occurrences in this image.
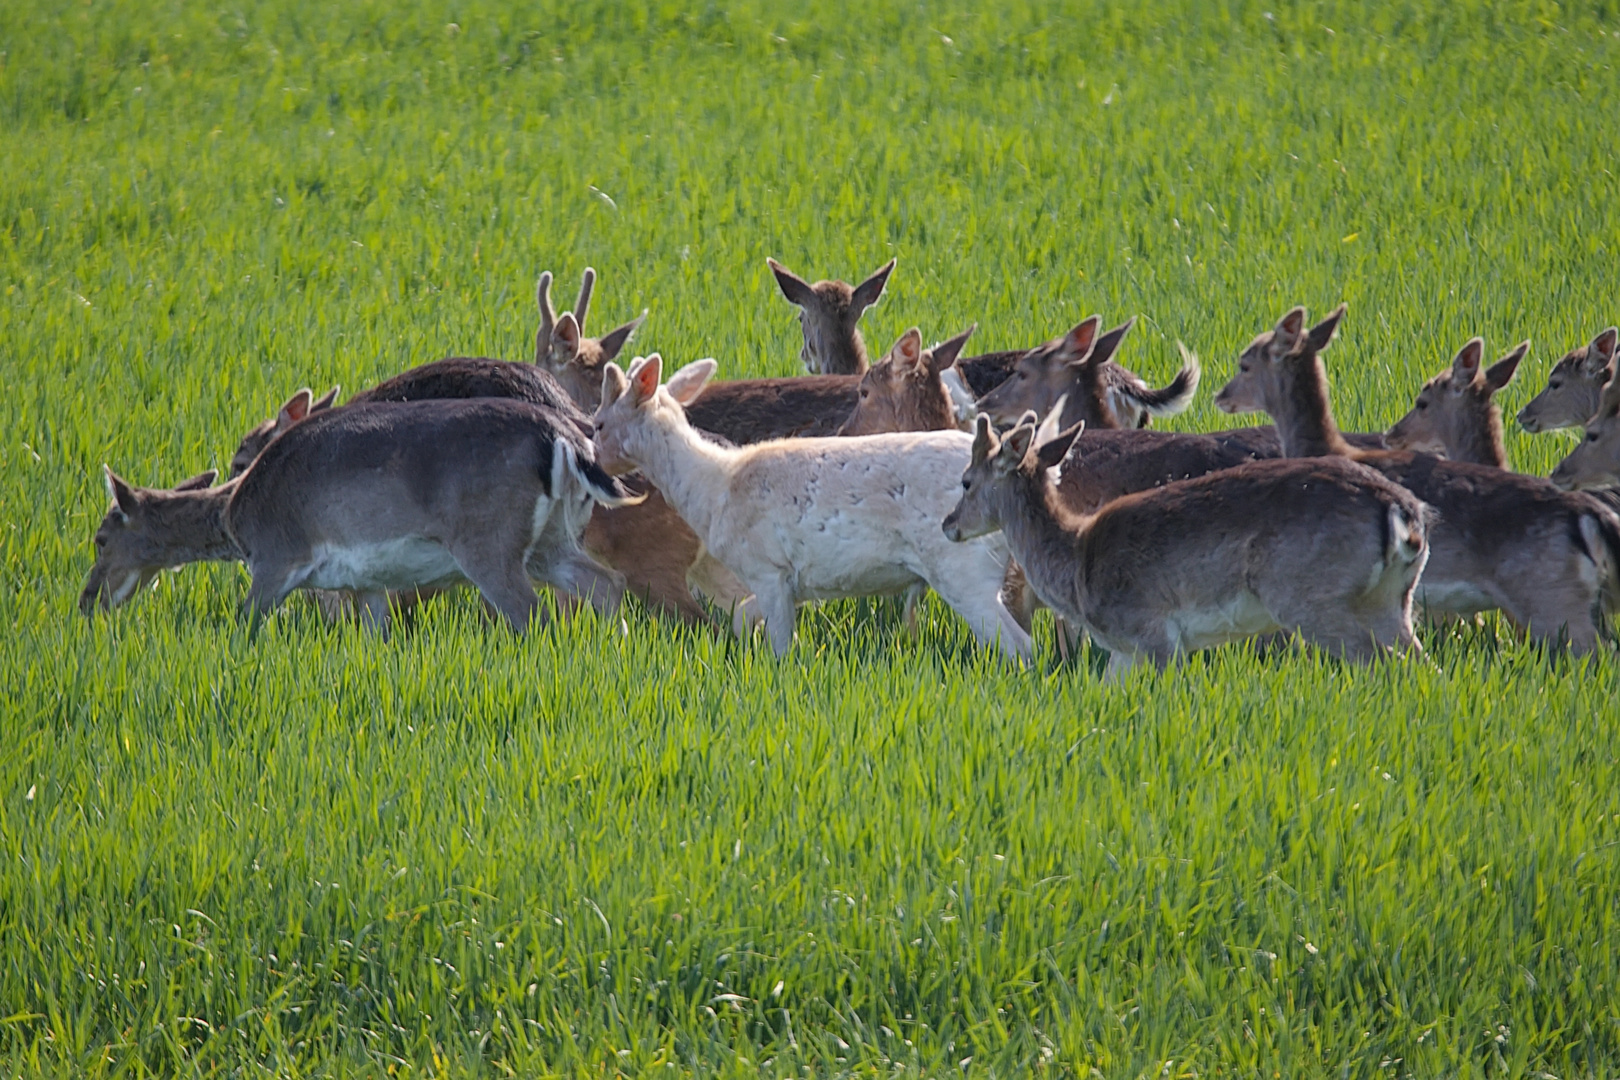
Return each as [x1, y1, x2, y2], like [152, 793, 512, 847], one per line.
[1515, 403, 1543, 433]
[941, 512, 962, 542]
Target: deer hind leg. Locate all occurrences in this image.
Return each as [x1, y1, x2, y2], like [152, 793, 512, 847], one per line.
[451, 542, 541, 634]
[749, 577, 798, 656]
[900, 583, 929, 637]
[530, 546, 626, 617]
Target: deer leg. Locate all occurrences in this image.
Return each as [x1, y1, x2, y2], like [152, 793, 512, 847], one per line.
[355, 590, 393, 638]
[243, 564, 302, 638]
[1101, 649, 1148, 683]
[750, 579, 798, 656]
[929, 570, 1034, 663]
[901, 583, 928, 637]
[532, 547, 626, 617]
[450, 543, 542, 634]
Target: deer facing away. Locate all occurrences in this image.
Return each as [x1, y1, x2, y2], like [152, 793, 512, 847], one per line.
[593, 354, 1034, 659]
[767, 257, 896, 375]
[941, 412, 1429, 678]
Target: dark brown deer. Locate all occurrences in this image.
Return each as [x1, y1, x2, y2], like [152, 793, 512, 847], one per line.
[1385, 338, 1528, 467]
[534, 268, 647, 407]
[1517, 328, 1618, 434]
[941, 413, 1428, 678]
[971, 316, 1200, 431]
[838, 326, 976, 437]
[1215, 305, 1620, 653]
[767, 257, 895, 375]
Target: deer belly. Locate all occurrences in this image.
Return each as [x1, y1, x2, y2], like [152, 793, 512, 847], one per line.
[1165, 592, 1277, 651]
[1413, 578, 1497, 618]
[304, 537, 464, 591]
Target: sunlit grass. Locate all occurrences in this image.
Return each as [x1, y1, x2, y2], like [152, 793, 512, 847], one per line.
[4, 0, 1620, 1075]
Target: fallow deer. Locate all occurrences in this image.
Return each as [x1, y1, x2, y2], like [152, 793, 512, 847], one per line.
[837, 326, 975, 437]
[593, 355, 1033, 659]
[1215, 305, 1620, 652]
[767, 257, 896, 375]
[1551, 371, 1620, 493]
[1385, 338, 1528, 467]
[941, 413, 1428, 678]
[534, 268, 647, 407]
[80, 469, 238, 613]
[1517, 328, 1618, 433]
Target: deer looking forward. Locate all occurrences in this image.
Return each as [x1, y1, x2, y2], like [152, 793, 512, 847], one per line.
[941, 412, 1429, 679]
[1517, 327, 1618, 434]
[1214, 305, 1620, 653]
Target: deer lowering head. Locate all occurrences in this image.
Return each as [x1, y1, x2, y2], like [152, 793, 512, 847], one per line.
[1385, 338, 1527, 467]
[1213, 304, 1350, 457]
[838, 325, 975, 436]
[767, 257, 895, 375]
[80, 467, 238, 613]
[1518, 327, 1618, 434]
[1550, 369, 1620, 492]
[535, 267, 647, 410]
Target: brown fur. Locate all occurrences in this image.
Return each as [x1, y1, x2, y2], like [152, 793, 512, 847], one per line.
[80, 469, 237, 613]
[1552, 365, 1620, 493]
[767, 257, 894, 375]
[839, 326, 974, 437]
[534, 268, 647, 408]
[1517, 328, 1618, 433]
[1385, 339, 1527, 467]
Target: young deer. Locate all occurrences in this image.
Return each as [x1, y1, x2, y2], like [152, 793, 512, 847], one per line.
[942, 413, 1428, 678]
[972, 316, 1200, 431]
[838, 326, 976, 436]
[534, 268, 647, 407]
[1215, 305, 1620, 652]
[1551, 372, 1620, 492]
[1517, 327, 1618, 433]
[767, 257, 896, 375]
[229, 399, 639, 632]
[1385, 338, 1528, 467]
[80, 469, 238, 613]
[593, 354, 1033, 659]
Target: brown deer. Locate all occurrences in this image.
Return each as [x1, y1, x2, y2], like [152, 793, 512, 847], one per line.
[767, 257, 896, 375]
[972, 316, 1200, 431]
[1517, 328, 1618, 433]
[1215, 305, 1620, 652]
[533, 268, 647, 407]
[838, 326, 976, 436]
[941, 413, 1428, 678]
[80, 469, 238, 613]
[1551, 371, 1620, 492]
[1385, 338, 1528, 467]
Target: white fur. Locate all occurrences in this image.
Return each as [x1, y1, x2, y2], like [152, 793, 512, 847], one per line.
[601, 365, 1031, 659]
[939, 367, 979, 430]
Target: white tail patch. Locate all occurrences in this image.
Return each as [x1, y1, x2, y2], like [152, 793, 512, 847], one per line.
[1387, 504, 1425, 564]
[939, 367, 979, 429]
[1578, 513, 1617, 606]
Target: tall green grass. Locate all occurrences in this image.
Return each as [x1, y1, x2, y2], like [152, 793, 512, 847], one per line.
[3, 0, 1620, 1074]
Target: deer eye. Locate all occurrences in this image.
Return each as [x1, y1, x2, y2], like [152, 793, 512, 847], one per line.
[1588, 431, 1600, 443]
[961, 476, 972, 490]
[860, 389, 870, 399]
[1416, 398, 1427, 410]
[1239, 361, 1251, 373]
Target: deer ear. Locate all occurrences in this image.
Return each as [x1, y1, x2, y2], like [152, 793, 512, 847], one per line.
[597, 311, 646, 361]
[1275, 306, 1307, 342]
[1484, 342, 1528, 393]
[927, 324, 975, 374]
[1059, 315, 1104, 367]
[104, 465, 139, 516]
[1451, 337, 1485, 383]
[1087, 317, 1136, 367]
[665, 358, 718, 406]
[553, 313, 582, 361]
[173, 469, 218, 492]
[891, 327, 924, 371]
[1036, 422, 1084, 470]
[600, 363, 630, 409]
[631, 353, 663, 405]
[971, 413, 997, 465]
[1591, 327, 1619, 371]
[768, 258, 817, 308]
[1002, 423, 1037, 464]
[851, 257, 896, 314]
[574, 266, 597, 332]
[312, 386, 340, 412]
[277, 388, 315, 429]
[1305, 304, 1347, 352]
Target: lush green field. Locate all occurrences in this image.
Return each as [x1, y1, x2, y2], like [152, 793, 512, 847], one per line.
[5, 0, 1620, 1075]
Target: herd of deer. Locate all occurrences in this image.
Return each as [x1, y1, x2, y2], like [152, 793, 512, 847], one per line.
[80, 257, 1620, 675]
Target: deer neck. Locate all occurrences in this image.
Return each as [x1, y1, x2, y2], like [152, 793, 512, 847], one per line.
[1449, 405, 1507, 468]
[166, 483, 243, 564]
[997, 467, 1090, 619]
[627, 408, 738, 541]
[1271, 355, 1355, 458]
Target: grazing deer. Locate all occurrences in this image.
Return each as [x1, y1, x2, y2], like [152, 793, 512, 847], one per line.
[1551, 371, 1620, 492]
[593, 354, 1033, 659]
[229, 399, 639, 632]
[1385, 338, 1528, 467]
[534, 268, 647, 407]
[1517, 328, 1618, 433]
[941, 413, 1428, 678]
[1215, 305, 1620, 652]
[972, 316, 1200, 431]
[767, 257, 896, 375]
[80, 469, 238, 613]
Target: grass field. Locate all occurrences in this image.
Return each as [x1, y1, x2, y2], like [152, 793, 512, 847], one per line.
[5, 0, 1620, 1075]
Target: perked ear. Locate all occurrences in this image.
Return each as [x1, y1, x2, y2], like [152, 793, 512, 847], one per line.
[597, 311, 647, 361]
[312, 386, 341, 412]
[1058, 315, 1104, 367]
[1483, 341, 1528, 393]
[665, 358, 718, 407]
[971, 413, 997, 465]
[1002, 423, 1037, 465]
[630, 353, 663, 406]
[1305, 303, 1347, 353]
[173, 470, 218, 492]
[1087, 317, 1136, 368]
[104, 465, 139, 516]
[928, 324, 976, 374]
[1036, 422, 1084, 470]
[1034, 394, 1068, 447]
[850, 258, 896, 314]
[277, 388, 315, 428]
[889, 327, 924, 372]
[1450, 337, 1485, 383]
[767, 258, 817, 308]
[1592, 327, 1619, 367]
[1274, 306, 1307, 342]
[574, 267, 597, 332]
[552, 313, 583, 362]
[600, 363, 630, 409]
